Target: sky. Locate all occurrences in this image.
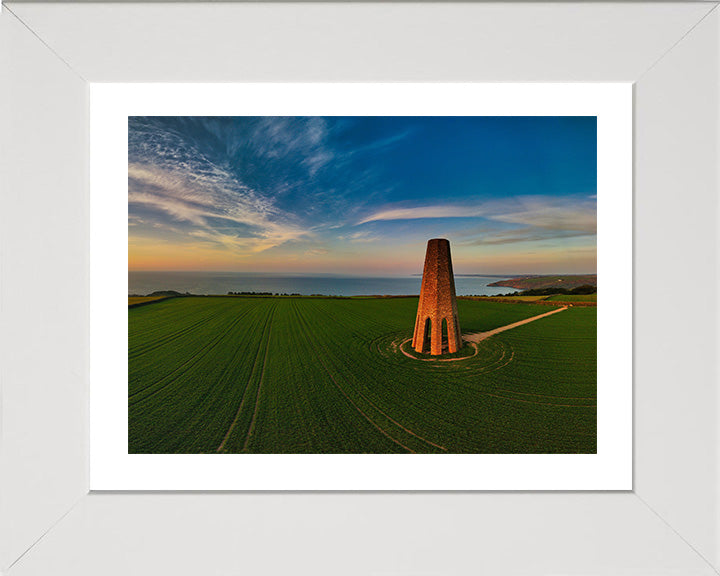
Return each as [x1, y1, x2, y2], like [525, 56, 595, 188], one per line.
[128, 116, 597, 276]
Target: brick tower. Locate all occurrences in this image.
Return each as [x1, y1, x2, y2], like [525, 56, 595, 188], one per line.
[412, 238, 462, 355]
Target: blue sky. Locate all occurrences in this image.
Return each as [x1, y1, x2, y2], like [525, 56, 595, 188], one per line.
[128, 116, 597, 275]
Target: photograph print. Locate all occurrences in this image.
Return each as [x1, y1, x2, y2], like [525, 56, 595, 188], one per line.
[128, 116, 597, 454]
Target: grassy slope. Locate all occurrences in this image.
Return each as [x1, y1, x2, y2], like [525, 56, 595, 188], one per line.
[489, 274, 597, 290]
[546, 293, 597, 302]
[128, 296, 171, 306]
[129, 297, 595, 454]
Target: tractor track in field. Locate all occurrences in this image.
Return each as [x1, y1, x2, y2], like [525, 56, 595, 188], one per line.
[181, 311, 270, 444]
[479, 390, 596, 408]
[129, 306, 255, 405]
[241, 305, 277, 452]
[317, 356, 417, 453]
[481, 347, 515, 374]
[216, 303, 276, 453]
[487, 387, 596, 403]
[398, 338, 478, 362]
[129, 305, 234, 359]
[292, 303, 414, 453]
[294, 301, 447, 453]
[393, 337, 512, 375]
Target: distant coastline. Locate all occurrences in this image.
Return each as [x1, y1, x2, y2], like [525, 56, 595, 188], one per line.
[487, 274, 597, 290]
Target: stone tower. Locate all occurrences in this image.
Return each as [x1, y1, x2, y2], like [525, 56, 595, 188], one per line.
[412, 238, 462, 355]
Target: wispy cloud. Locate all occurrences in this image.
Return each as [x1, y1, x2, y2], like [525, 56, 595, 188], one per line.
[461, 227, 594, 246]
[343, 230, 380, 243]
[128, 160, 309, 255]
[127, 116, 337, 258]
[357, 205, 484, 224]
[346, 129, 414, 157]
[248, 117, 334, 177]
[490, 196, 596, 234]
[130, 117, 419, 255]
[358, 195, 596, 246]
[305, 248, 330, 256]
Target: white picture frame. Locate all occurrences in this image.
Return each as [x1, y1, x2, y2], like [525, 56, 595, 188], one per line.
[1, 2, 719, 574]
[91, 82, 630, 491]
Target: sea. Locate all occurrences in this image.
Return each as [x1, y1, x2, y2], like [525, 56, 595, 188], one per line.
[128, 271, 516, 298]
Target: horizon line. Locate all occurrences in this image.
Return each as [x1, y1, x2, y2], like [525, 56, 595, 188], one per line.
[128, 269, 598, 276]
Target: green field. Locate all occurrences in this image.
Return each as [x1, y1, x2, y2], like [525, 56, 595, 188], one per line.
[545, 294, 597, 302]
[128, 296, 172, 306]
[129, 297, 596, 454]
[477, 295, 552, 302]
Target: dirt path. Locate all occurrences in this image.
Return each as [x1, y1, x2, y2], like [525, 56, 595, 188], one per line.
[463, 306, 568, 343]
